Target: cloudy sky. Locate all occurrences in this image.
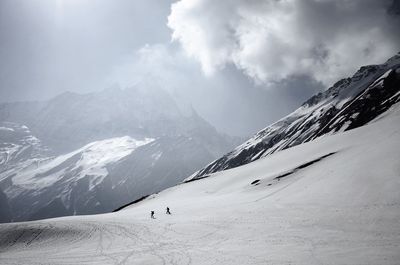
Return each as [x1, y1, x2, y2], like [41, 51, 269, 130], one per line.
[0, 0, 399, 136]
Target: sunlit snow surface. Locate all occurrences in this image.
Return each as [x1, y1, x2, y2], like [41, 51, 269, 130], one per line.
[1, 103, 399, 264]
[10, 136, 154, 191]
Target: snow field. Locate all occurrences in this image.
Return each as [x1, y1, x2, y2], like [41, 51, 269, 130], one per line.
[1, 103, 400, 264]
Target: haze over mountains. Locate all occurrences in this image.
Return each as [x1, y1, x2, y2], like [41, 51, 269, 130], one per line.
[0, 52, 399, 225]
[0, 84, 238, 222]
[0, 53, 399, 265]
[1, 0, 400, 263]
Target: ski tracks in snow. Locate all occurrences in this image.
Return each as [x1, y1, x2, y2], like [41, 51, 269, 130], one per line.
[0, 218, 198, 265]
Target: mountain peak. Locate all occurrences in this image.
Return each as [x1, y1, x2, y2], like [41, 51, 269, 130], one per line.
[187, 52, 400, 182]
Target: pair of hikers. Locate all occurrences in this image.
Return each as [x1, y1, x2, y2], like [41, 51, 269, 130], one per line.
[151, 207, 171, 219]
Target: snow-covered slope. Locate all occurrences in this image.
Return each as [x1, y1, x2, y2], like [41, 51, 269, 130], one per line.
[0, 136, 153, 220]
[188, 53, 400, 181]
[1, 99, 399, 265]
[0, 133, 223, 222]
[9, 136, 153, 190]
[0, 85, 238, 222]
[0, 122, 50, 167]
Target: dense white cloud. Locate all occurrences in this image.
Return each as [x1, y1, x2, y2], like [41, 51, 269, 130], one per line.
[168, 0, 400, 86]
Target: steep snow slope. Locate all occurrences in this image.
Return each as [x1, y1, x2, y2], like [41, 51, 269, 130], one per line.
[0, 136, 153, 221]
[0, 132, 221, 222]
[9, 136, 153, 190]
[189, 53, 400, 181]
[1, 102, 399, 264]
[0, 122, 50, 167]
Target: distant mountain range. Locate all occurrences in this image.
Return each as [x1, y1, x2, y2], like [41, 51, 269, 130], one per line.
[0, 84, 239, 222]
[1, 52, 399, 223]
[187, 53, 400, 182]
[2, 62, 399, 264]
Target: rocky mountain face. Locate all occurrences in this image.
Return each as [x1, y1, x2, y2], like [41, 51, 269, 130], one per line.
[187, 53, 400, 182]
[0, 85, 231, 155]
[0, 85, 237, 222]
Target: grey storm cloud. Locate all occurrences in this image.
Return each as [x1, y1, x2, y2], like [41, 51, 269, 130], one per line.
[0, 0, 399, 137]
[168, 0, 400, 86]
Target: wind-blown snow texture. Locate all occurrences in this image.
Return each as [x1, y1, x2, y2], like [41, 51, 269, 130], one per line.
[188, 53, 400, 181]
[1, 99, 399, 265]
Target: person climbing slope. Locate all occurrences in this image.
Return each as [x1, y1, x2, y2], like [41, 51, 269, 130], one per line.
[166, 207, 171, 215]
[151, 210, 155, 219]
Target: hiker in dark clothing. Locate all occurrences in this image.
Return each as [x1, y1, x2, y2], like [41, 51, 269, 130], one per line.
[151, 211, 155, 219]
[166, 207, 171, 215]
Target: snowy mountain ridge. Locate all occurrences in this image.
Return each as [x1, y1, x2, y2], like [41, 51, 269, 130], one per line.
[0, 122, 50, 167]
[1, 91, 399, 265]
[7, 136, 154, 193]
[188, 53, 400, 181]
[0, 85, 238, 222]
[0, 130, 157, 221]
